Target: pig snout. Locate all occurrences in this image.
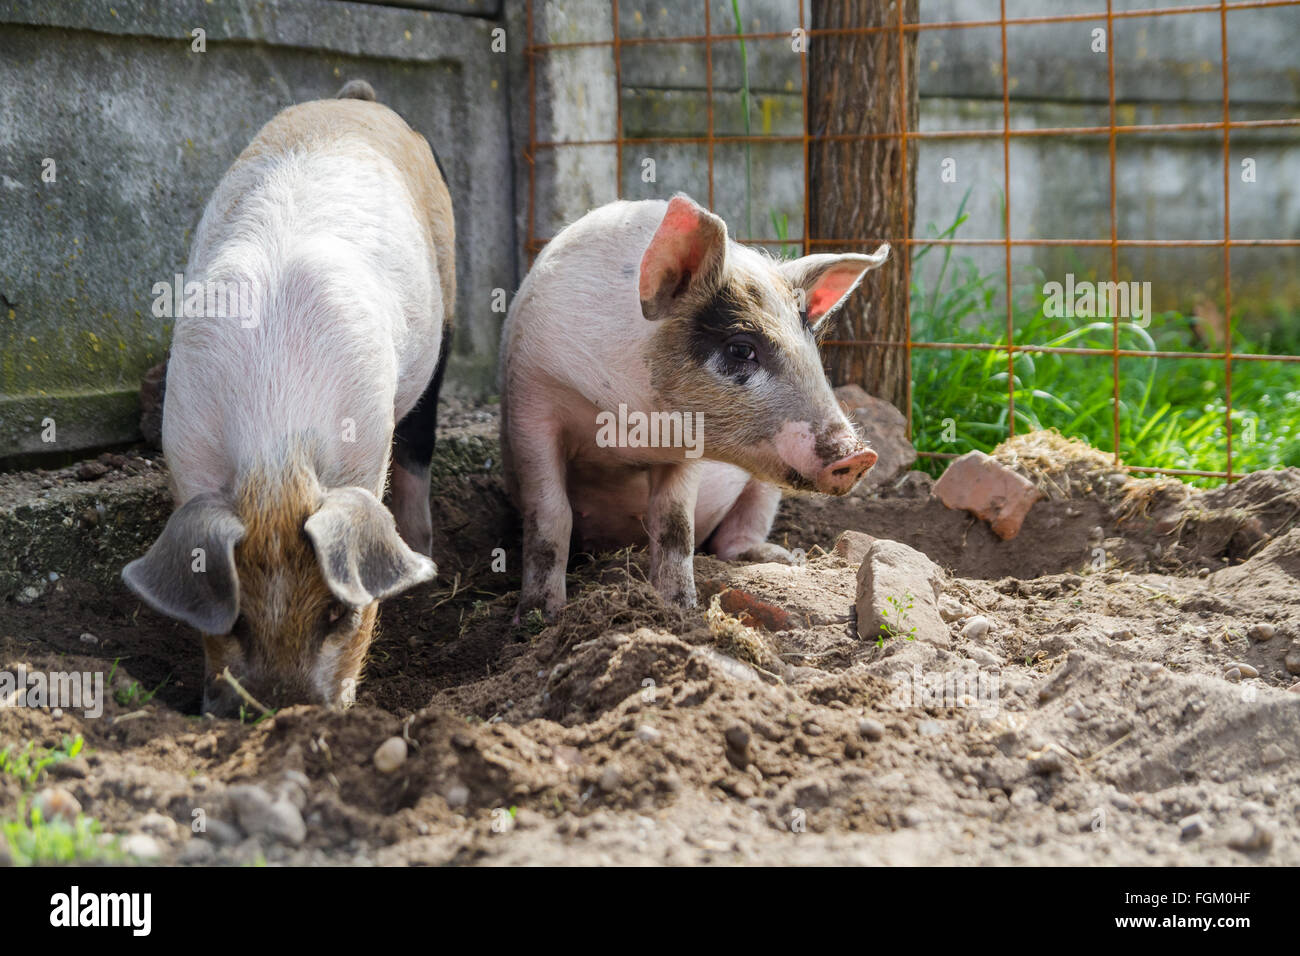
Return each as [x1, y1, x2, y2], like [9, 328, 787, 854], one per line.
[817, 445, 878, 494]
[772, 421, 877, 495]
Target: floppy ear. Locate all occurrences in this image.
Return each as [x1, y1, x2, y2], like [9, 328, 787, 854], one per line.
[304, 486, 437, 607]
[122, 493, 245, 634]
[782, 244, 891, 331]
[639, 193, 729, 320]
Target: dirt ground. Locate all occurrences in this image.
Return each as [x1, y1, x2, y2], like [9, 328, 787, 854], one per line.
[2, 412, 1299, 866]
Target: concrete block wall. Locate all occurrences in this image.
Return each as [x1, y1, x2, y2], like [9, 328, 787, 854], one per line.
[0, 0, 513, 460]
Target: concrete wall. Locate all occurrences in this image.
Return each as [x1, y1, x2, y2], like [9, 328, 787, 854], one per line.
[0, 0, 513, 460]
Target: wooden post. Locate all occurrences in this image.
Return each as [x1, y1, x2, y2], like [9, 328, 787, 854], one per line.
[810, 0, 919, 414]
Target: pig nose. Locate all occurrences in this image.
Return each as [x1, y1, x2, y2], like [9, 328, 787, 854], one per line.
[816, 447, 878, 495]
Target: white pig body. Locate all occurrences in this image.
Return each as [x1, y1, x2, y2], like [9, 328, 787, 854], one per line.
[502, 195, 889, 615]
[503, 201, 751, 548]
[167, 145, 439, 501]
[125, 88, 456, 714]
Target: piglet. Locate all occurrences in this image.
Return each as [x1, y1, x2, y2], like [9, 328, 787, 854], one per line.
[500, 193, 888, 616]
[123, 81, 455, 714]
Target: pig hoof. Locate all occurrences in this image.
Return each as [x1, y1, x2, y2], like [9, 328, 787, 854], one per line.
[737, 543, 798, 565]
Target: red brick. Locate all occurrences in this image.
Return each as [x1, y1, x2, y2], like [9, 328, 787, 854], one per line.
[932, 451, 1041, 540]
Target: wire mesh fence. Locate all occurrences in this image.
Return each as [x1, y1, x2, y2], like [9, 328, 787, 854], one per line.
[523, 0, 1300, 483]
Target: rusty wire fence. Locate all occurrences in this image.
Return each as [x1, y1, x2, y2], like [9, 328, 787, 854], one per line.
[523, 0, 1300, 484]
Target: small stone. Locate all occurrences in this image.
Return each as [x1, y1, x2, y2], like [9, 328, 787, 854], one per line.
[724, 724, 751, 751]
[177, 839, 216, 865]
[1138, 662, 1163, 677]
[372, 736, 408, 774]
[33, 787, 81, 823]
[1260, 743, 1286, 766]
[598, 766, 622, 793]
[1179, 813, 1209, 840]
[635, 725, 662, 744]
[832, 530, 876, 565]
[1108, 628, 1135, 642]
[49, 757, 89, 780]
[961, 616, 991, 641]
[1064, 701, 1090, 720]
[1227, 822, 1274, 853]
[1248, 623, 1276, 642]
[901, 807, 926, 828]
[1223, 667, 1242, 682]
[79, 632, 98, 645]
[1030, 747, 1066, 775]
[137, 811, 179, 841]
[444, 783, 469, 808]
[1010, 786, 1038, 807]
[228, 784, 306, 846]
[858, 718, 885, 742]
[938, 596, 968, 622]
[119, 833, 164, 860]
[1228, 662, 1259, 679]
[202, 819, 242, 846]
[967, 646, 1000, 668]
[1284, 644, 1300, 676]
[724, 724, 752, 768]
[75, 460, 109, 481]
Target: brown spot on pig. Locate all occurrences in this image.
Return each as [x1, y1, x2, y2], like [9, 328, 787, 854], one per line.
[201, 460, 374, 713]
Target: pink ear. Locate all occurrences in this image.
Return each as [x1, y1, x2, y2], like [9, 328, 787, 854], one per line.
[788, 246, 889, 326]
[639, 196, 719, 303]
[806, 264, 868, 323]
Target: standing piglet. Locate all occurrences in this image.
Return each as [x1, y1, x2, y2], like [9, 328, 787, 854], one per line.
[501, 193, 888, 616]
[123, 81, 455, 714]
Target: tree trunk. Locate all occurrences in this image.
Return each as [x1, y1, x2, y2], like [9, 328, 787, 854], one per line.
[810, 0, 919, 415]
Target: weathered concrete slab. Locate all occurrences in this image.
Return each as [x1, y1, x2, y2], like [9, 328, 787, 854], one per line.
[0, 0, 512, 459]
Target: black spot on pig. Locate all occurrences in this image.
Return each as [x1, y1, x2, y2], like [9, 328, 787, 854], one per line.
[688, 284, 777, 374]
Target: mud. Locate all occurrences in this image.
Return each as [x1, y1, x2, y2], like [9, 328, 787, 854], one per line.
[2, 409, 1298, 865]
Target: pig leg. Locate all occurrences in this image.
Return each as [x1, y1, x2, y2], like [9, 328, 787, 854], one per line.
[514, 425, 572, 619]
[647, 462, 701, 607]
[706, 477, 797, 564]
[389, 327, 451, 557]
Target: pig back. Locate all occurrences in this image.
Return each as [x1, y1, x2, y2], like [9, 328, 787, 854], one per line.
[502, 200, 669, 407]
[235, 98, 456, 327]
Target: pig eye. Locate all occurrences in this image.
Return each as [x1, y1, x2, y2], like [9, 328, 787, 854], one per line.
[325, 601, 348, 626]
[726, 341, 757, 363]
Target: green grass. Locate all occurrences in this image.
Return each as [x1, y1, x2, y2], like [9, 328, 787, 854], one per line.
[2, 804, 121, 866]
[0, 735, 84, 787]
[1, 736, 121, 865]
[106, 657, 170, 708]
[908, 194, 1300, 483]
